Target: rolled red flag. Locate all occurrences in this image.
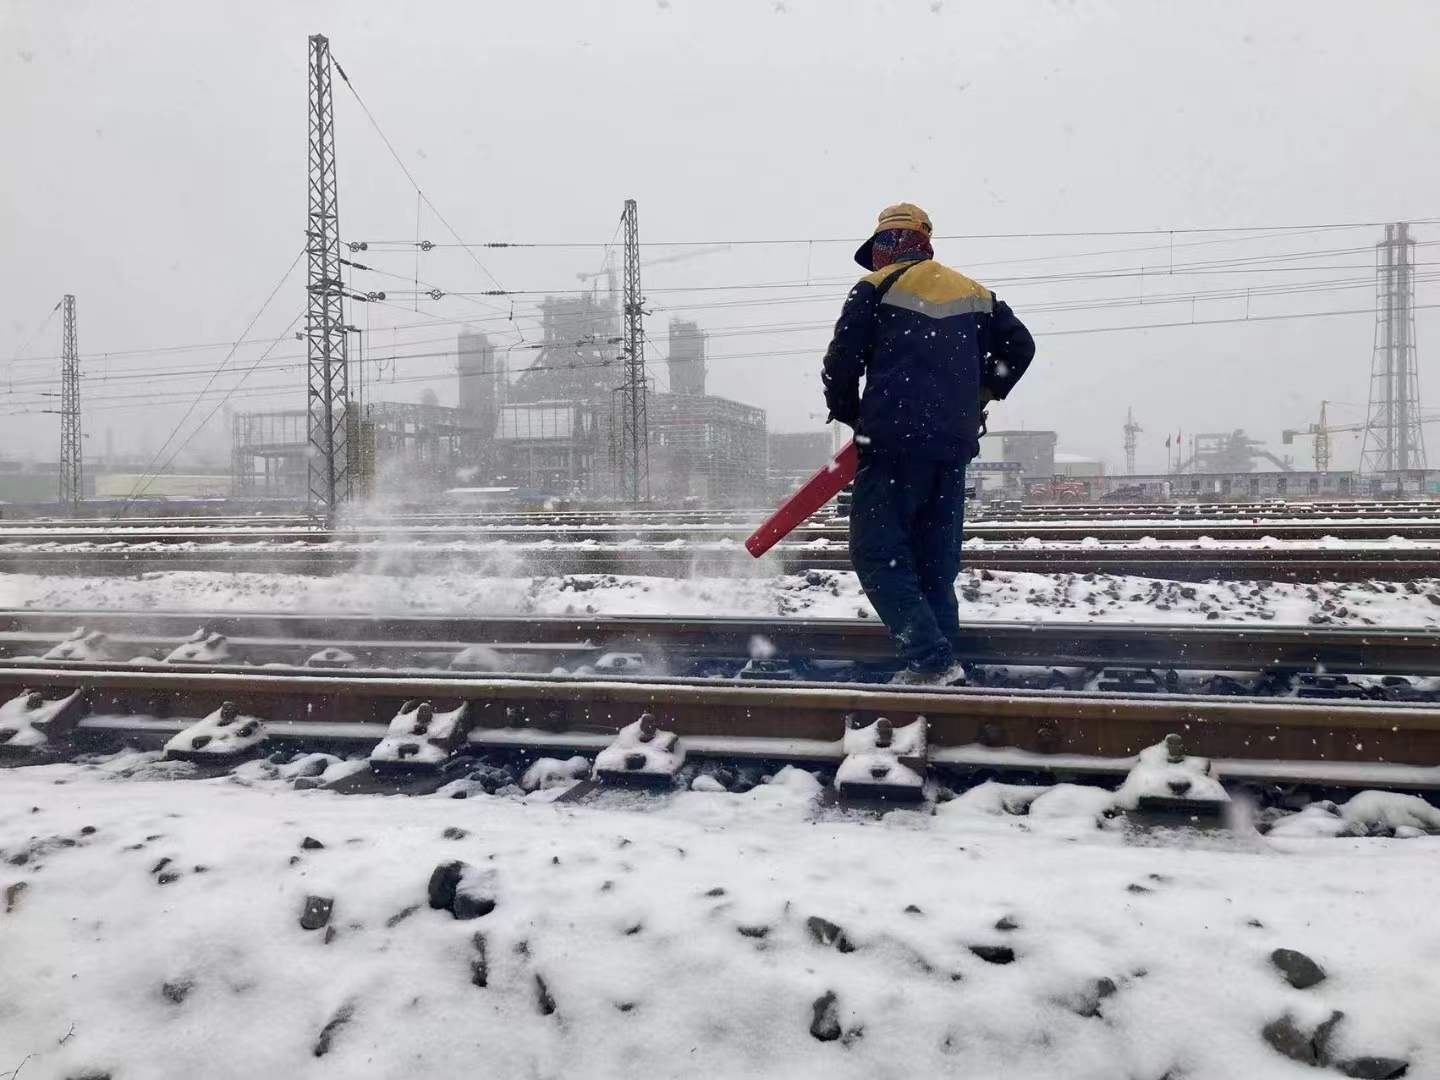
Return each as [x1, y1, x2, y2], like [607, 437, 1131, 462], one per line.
[745, 439, 858, 558]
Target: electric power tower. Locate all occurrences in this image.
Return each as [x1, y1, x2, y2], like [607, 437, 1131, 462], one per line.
[1359, 222, 1426, 474]
[1122, 406, 1141, 475]
[306, 33, 351, 521]
[59, 294, 82, 510]
[615, 198, 649, 502]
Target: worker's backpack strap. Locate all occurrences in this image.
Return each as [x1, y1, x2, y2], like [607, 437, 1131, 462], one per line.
[872, 261, 913, 306]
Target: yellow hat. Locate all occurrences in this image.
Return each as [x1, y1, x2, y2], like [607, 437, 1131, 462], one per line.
[854, 203, 934, 269]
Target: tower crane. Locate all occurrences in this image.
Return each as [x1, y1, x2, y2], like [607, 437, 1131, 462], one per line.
[1284, 401, 1440, 472]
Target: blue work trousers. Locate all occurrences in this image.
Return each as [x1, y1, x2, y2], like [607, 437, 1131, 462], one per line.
[848, 452, 967, 668]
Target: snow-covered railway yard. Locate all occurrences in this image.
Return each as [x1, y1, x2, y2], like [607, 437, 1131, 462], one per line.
[0, 743, 1436, 1079]
[3, 539, 1440, 1080]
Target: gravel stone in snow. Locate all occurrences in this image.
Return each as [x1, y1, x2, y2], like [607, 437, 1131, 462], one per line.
[1271, 947, 1326, 989]
[809, 990, 842, 1042]
[427, 860, 465, 910]
[969, 944, 1016, 965]
[806, 915, 856, 953]
[312, 1001, 355, 1057]
[1338, 1056, 1411, 1078]
[299, 895, 334, 931]
[11, 566, 1440, 629]
[2, 758, 1438, 1078]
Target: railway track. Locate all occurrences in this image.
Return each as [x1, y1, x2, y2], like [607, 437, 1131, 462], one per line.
[7, 498, 1439, 530]
[4, 610, 1439, 795]
[3, 609, 1440, 683]
[2, 662, 1438, 792]
[0, 540, 1435, 582]
[4, 518, 1440, 544]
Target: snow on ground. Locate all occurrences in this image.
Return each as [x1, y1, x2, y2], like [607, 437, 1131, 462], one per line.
[1, 567, 1438, 627]
[0, 759, 1436, 1079]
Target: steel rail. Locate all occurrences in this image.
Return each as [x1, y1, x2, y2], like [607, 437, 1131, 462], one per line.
[3, 664, 1439, 770]
[2, 610, 1440, 676]
[0, 545, 1435, 582]
[4, 520, 1440, 545]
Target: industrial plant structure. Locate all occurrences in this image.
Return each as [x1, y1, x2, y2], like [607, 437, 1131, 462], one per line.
[229, 291, 769, 506]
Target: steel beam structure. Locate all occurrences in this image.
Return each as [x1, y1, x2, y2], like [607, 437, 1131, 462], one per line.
[615, 199, 649, 501]
[1361, 222, 1426, 474]
[305, 34, 350, 520]
[58, 294, 82, 510]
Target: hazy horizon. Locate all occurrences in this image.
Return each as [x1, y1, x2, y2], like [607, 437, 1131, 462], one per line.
[3, 0, 1438, 476]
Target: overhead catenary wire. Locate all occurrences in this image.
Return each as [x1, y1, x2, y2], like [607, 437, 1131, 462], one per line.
[328, 49, 512, 324]
[7, 297, 1438, 421]
[9, 235, 1437, 369]
[347, 216, 1440, 250]
[3, 270, 1439, 406]
[117, 247, 305, 510]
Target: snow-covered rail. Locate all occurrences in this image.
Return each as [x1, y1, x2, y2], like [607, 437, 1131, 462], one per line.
[2, 663, 1439, 788]
[3, 609, 1440, 684]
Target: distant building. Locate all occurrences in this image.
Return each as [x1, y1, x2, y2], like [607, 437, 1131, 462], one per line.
[650, 393, 768, 504]
[767, 431, 833, 490]
[1054, 452, 1105, 478]
[977, 429, 1057, 481]
[667, 320, 706, 396]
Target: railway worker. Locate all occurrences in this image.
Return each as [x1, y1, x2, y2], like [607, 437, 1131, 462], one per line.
[822, 203, 1035, 685]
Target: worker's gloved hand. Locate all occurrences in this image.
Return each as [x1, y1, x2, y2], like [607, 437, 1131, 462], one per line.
[978, 409, 989, 438]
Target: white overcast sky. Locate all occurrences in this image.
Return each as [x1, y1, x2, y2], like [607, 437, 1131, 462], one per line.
[2, 0, 1438, 473]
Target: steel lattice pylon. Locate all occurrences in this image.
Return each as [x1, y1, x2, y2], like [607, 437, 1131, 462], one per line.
[1359, 222, 1426, 474]
[614, 199, 649, 501]
[59, 294, 82, 509]
[306, 33, 351, 519]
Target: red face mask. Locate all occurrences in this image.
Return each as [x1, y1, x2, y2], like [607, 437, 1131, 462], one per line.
[870, 228, 934, 270]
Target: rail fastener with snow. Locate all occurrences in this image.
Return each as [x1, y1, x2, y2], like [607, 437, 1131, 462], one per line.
[42, 627, 114, 662]
[835, 716, 928, 802]
[1115, 733, 1230, 823]
[164, 629, 232, 664]
[369, 699, 474, 773]
[593, 712, 686, 786]
[162, 700, 267, 762]
[0, 688, 86, 755]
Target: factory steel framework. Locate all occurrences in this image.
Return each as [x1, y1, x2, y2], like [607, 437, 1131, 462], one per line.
[59, 294, 82, 510]
[1360, 222, 1426, 474]
[614, 199, 649, 501]
[306, 33, 351, 519]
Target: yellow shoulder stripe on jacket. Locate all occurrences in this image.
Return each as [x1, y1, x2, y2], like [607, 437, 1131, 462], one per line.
[882, 262, 993, 319]
[859, 263, 913, 288]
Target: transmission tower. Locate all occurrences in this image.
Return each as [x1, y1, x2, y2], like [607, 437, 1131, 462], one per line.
[615, 198, 649, 501]
[306, 33, 351, 520]
[1359, 222, 1426, 474]
[59, 294, 82, 510]
[1122, 406, 1141, 475]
